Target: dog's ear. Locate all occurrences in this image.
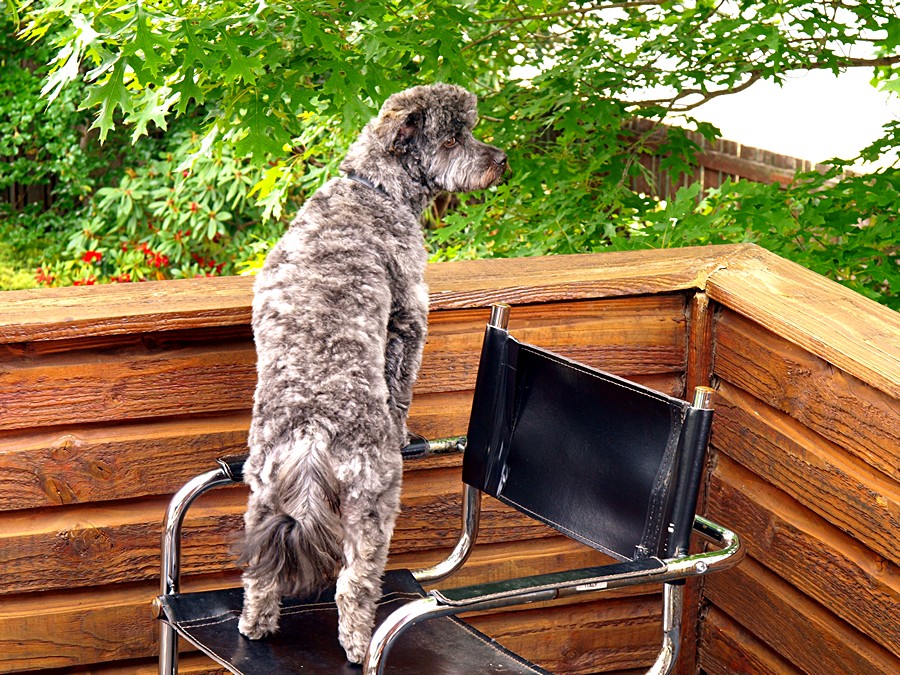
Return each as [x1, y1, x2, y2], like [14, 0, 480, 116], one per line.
[375, 109, 424, 155]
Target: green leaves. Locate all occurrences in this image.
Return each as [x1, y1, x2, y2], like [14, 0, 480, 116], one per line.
[83, 59, 130, 141]
[6, 0, 900, 308]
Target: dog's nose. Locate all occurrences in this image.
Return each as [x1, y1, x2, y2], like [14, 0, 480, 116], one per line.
[493, 151, 508, 168]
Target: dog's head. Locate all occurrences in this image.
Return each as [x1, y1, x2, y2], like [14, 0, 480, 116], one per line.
[367, 83, 508, 194]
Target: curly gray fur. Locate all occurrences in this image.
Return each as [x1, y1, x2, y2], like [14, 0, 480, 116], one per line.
[238, 83, 507, 664]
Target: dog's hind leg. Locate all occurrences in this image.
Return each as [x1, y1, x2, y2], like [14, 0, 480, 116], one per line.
[334, 454, 403, 664]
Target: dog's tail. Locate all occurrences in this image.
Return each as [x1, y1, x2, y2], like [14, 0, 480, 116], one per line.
[239, 427, 344, 596]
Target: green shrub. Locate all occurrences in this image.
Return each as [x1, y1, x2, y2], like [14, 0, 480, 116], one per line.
[5, 1, 900, 310]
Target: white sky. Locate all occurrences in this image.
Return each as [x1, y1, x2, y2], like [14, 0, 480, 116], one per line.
[689, 68, 900, 168]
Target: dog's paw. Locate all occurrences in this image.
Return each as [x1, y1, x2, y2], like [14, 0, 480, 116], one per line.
[238, 612, 279, 640]
[339, 629, 371, 665]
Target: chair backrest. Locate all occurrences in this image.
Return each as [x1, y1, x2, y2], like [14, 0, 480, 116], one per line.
[462, 319, 713, 562]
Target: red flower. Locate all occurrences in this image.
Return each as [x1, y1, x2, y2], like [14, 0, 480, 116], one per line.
[110, 273, 132, 283]
[149, 252, 170, 268]
[35, 267, 56, 286]
[82, 250, 103, 264]
[73, 275, 97, 286]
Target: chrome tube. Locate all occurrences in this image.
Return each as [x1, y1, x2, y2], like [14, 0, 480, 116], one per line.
[646, 582, 685, 675]
[412, 484, 482, 584]
[364, 597, 455, 675]
[158, 467, 234, 675]
[489, 303, 510, 329]
[692, 386, 715, 411]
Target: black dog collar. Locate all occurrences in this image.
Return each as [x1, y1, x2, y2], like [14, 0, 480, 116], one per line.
[344, 173, 390, 199]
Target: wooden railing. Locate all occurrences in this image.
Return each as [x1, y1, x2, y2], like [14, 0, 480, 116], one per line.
[0, 244, 896, 674]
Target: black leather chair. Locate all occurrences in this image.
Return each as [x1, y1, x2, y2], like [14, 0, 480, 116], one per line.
[154, 304, 743, 674]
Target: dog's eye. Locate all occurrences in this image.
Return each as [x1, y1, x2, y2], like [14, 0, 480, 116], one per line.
[443, 138, 457, 149]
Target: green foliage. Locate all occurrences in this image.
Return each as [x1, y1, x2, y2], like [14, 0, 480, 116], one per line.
[0, 12, 305, 288]
[5, 0, 900, 309]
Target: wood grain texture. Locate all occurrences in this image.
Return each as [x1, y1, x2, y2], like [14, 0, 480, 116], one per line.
[0, 297, 685, 508]
[698, 606, 800, 675]
[0, 468, 582, 595]
[0, 573, 239, 671]
[704, 557, 900, 674]
[0, 341, 257, 431]
[467, 595, 662, 674]
[707, 454, 900, 656]
[0, 245, 740, 344]
[0, 275, 254, 345]
[706, 244, 900, 400]
[419, 296, 687, 397]
[2, 246, 899, 674]
[712, 381, 899, 565]
[424, 246, 737, 310]
[685, 291, 714, 396]
[715, 308, 900, 481]
[0, 414, 251, 510]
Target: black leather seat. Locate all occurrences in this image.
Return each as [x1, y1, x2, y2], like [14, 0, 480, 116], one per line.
[155, 303, 742, 674]
[159, 569, 545, 674]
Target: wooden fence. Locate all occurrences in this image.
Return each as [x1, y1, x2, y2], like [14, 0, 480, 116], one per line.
[626, 119, 827, 199]
[0, 244, 897, 674]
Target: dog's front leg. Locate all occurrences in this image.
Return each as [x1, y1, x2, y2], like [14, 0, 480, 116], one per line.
[384, 293, 428, 428]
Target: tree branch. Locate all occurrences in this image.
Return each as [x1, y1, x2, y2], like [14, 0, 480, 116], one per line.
[475, 1, 666, 26]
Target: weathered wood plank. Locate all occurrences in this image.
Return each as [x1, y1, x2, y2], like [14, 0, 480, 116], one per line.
[467, 595, 662, 674]
[422, 296, 688, 392]
[0, 297, 685, 432]
[0, 469, 575, 595]
[712, 381, 900, 566]
[0, 342, 257, 431]
[0, 414, 251, 510]
[706, 244, 900, 400]
[704, 557, 900, 673]
[0, 365, 679, 513]
[0, 388, 483, 511]
[698, 606, 800, 675]
[0, 275, 254, 345]
[426, 246, 738, 310]
[707, 453, 900, 656]
[0, 246, 742, 344]
[714, 308, 900, 481]
[685, 291, 714, 395]
[0, 573, 238, 672]
[0, 398, 471, 512]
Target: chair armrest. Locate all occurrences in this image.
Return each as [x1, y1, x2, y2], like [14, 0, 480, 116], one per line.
[430, 557, 666, 608]
[429, 514, 743, 611]
[216, 455, 248, 482]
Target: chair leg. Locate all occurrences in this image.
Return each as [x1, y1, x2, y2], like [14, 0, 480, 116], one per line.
[157, 467, 234, 675]
[158, 623, 179, 675]
[363, 597, 453, 675]
[647, 582, 684, 675]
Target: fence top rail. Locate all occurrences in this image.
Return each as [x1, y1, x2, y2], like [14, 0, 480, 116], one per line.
[0, 245, 739, 345]
[1, 243, 897, 398]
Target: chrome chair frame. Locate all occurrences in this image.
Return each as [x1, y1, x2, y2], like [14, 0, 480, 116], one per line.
[155, 304, 744, 675]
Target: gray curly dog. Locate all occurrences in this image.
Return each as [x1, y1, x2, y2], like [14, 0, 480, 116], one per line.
[238, 83, 508, 664]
